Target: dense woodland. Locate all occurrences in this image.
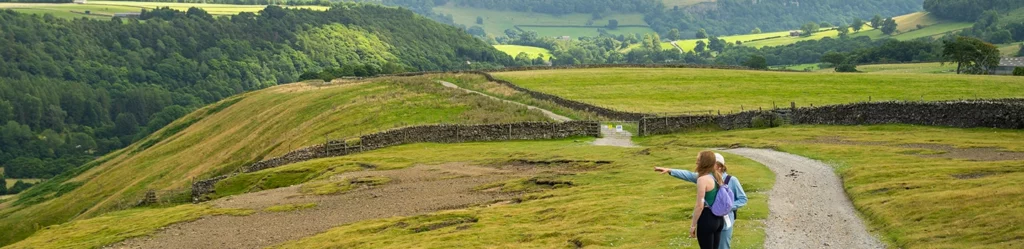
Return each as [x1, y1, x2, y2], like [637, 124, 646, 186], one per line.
[923, 0, 1024, 22]
[0, 4, 511, 178]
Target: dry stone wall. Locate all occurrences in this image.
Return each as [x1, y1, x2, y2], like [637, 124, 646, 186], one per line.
[192, 121, 600, 202]
[789, 100, 1024, 129]
[639, 100, 1024, 136]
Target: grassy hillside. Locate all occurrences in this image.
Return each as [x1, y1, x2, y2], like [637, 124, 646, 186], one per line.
[0, 1, 328, 19]
[493, 68, 1024, 113]
[642, 125, 1024, 248]
[493, 45, 552, 60]
[433, 3, 653, 38]
[999, 43, 1023, 56]
[662, 11, 976, 51]
[0, 76, 550, 246]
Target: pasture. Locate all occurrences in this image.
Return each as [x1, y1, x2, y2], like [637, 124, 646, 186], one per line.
[4, 179, 42, 189]
[848, 62, 958, 74]
[433, 3, 652, 37]
[662, 0, 716, 8]
[493, 45, 552, 60]
[526, 26, 656, 38]
[999, 43, 1022, 56]
[642, 125, 1024, 248]
[0, 1, 327, 19]
[493, 68, 1024, 113]
[665, 27, 872, 52]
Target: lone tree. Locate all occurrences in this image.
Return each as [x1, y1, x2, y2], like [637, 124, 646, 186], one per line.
[870, 14, 883, 28]
[880, 17, 898, 35]
[942, 36, 1000, 74]
[852, 18, 865, 31]
[696, 28, 708, 39]
[837, 24, 850, 37]
[801, 22, 820, 36]
[743, 55, 768, 69]
[476, 16, 483, 25]
[607, 19, 619, 29]
[821, 51, 858, 72]
[751, 27, 762, 34]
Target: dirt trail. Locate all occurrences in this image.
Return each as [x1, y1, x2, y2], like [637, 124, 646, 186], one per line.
[438, 81, 571, 122]
[109, 163, 577, 249]
[724, 148, 884, 249]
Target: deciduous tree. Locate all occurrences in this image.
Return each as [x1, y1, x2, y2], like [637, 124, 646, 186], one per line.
[607, 19, 619, 29]
[852, 18, 865, 31]
[870, 14, 883, 28]
[743, 55, 768, 69]
[880, 17, 898, 35]
[942, 36, 1000, 74]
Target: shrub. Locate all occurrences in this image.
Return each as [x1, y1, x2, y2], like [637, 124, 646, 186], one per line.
[751, 113, 784, 128]
[836, 64, 859, 72]
[1014, 67, 1024, 76]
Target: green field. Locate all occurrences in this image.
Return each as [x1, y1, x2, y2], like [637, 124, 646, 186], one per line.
[0, 1, 327, 19]
[999, 43, 1023, 57]
[0, 76, 550, 246]
[526, 26, 656, 38]
[641, 125, 1024, 248]
[433, 4, 652, 38]
[493, 45, 552, 60]
[769, 63, 822, 71]
[840, 62, 958, 74]
[4, 179, 43, 189]
[662, 0, 716, 8]
[664, 27, 871, 52]
[662, 11, 975, 51]
[493, 68, 1024, 113]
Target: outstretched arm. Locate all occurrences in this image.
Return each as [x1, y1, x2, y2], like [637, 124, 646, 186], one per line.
[653, 167, 698, 183]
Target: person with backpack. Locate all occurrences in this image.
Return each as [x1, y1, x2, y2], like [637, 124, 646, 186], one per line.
[655, 152, 748, 249]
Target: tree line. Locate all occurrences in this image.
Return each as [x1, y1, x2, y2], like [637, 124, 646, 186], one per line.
[0, 4, 511, 179]
[923, 0, 1024, 22]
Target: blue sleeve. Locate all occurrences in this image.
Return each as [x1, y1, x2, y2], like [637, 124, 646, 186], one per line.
[730, 177, 748, 211]
[668, 169, 698, 183]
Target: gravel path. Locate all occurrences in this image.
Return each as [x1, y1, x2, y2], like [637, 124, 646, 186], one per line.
[593, 124, 637, 148]
[438, 81, 571, 122]
[724, 148, 884, 249]
[108, 163, 576, 249]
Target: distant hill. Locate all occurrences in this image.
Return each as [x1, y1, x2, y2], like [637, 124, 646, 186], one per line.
[0, 3, 510, 187]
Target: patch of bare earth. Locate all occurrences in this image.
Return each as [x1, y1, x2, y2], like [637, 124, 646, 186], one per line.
[796, 136, 1024, 161]
[108, 162, 587, 249]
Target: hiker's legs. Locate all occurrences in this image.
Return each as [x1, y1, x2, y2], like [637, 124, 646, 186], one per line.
[719, 226, 733, 249]
[697, 207, 723, 249]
